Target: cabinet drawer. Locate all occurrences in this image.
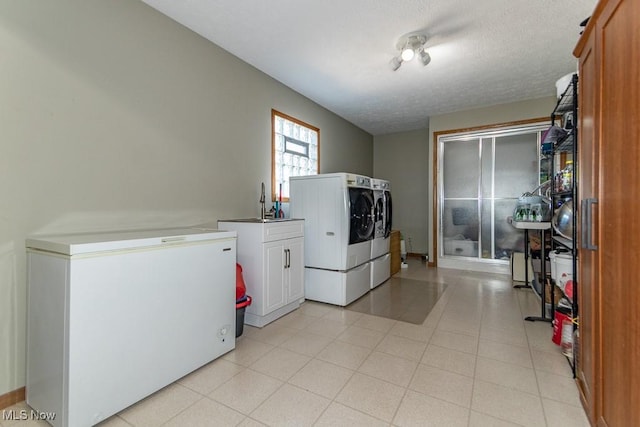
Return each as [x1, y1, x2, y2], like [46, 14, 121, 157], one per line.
[263, 220, 304, 242]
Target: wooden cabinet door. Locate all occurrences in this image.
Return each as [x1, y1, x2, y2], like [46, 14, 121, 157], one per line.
[595, 0, 640, 424]
[575, 20, 599, 425]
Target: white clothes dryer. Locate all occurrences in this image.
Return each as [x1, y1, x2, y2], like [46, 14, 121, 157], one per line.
[370, 179, 392, 289]
[290, 173, 374, 305]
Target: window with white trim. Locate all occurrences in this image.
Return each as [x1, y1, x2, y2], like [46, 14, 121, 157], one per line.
[272, 109, 319, 201]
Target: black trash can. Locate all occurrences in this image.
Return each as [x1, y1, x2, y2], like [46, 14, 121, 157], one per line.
[235, 295, 251, 337]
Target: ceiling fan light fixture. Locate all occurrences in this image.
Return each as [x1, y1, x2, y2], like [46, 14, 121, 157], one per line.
[392, 32, 429, 71]
[418, 49, 431, 66]
[401, 46, 415, 61]
[389, 56, 403, 71]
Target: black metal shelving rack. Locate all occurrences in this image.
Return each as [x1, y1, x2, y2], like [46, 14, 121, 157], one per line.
[549, 74, 579, 375]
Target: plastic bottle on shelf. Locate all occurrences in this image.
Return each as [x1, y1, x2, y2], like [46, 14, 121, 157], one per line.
[555, 171, 563, 193]
[515, 207, 522, 221]
[515, 205, 529, 222]
[562, 161, 573, 192]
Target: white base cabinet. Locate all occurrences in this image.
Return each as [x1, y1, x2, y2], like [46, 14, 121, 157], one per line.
[218, 220, 305, 327]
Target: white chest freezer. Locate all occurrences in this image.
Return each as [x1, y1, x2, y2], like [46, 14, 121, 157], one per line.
[26, 227, 237, 427]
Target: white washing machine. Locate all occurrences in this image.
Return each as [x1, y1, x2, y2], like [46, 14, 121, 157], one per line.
[370, 179, 392, 288]
[290, 173, 374, 306]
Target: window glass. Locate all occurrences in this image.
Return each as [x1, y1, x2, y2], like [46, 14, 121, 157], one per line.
[272, 110, 319, 200]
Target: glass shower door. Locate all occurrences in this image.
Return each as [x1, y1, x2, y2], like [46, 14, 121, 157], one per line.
[440, 126, 544, 265]
[442, 138, 480, 258]
[489, 133, 539, 259]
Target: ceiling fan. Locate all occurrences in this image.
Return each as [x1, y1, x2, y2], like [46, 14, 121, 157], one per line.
[390, 32, 431, 71]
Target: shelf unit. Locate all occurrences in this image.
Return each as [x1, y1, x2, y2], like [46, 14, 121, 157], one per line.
[549, 73, 579, 373]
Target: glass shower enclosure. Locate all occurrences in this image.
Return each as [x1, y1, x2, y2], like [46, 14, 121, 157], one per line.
[437, 124, 548, 271]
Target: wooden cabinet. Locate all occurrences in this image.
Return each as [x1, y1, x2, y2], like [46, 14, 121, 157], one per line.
[575, 18, 598, 425]
[574, 0, 640, 424]
[218, 220, 305, 327]
[390, 230, 401, 275]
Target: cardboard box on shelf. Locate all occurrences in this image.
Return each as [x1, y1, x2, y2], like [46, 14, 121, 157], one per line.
[545, 279, 564, 304]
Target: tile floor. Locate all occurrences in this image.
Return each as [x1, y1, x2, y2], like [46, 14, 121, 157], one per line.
[2, 259, 590, 427]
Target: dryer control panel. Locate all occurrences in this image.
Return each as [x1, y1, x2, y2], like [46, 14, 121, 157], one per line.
[348, 176, 370, 188]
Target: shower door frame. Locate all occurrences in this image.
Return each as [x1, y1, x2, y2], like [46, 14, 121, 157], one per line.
[435, 121, 548, 274]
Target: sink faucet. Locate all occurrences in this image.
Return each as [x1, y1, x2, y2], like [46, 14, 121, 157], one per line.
[260, 182, 266, 219]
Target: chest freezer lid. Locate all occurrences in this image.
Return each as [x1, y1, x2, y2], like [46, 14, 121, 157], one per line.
[26, 227, 237, 256]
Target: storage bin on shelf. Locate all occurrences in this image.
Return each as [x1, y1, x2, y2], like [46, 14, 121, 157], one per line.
[549, 250, 572, 279]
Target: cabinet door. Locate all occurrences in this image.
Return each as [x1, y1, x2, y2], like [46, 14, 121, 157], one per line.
[596, 0, 640, 424]
[263, 241, 286, 313]
[576, 21, 598, 425]
[286, 237, 305, 302]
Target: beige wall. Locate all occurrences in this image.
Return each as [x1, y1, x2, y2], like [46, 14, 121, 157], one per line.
[373, 129, 429, 256]
[0, 1, 372, 395]
[427, 97, 557, 259]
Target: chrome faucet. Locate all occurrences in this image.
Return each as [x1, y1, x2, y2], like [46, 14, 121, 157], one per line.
[260, 182, 266, 219]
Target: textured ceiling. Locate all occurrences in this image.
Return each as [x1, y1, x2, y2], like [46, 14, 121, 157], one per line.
[140, 0, 596, 136]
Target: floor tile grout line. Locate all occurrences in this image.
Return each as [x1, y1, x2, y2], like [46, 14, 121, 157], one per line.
[157, 395, 211, 427]
[291, 328, 401, 425]
[306, 332, 392, 426]
[381, 277, 474, 423]
[245, 325, 377, 413]
[520, 284, 554, 427]
[316, 310, 426, 425]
